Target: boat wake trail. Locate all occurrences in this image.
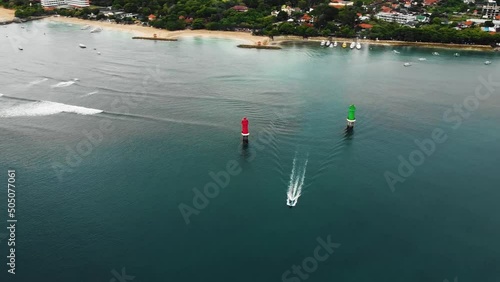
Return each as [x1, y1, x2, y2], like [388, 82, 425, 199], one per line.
[286, 154, 308, 207]
[51, 79, 78, 88]
[28, 78, 48, 87]
[82, 91, 99, 97]
[0, 100, 102, 118]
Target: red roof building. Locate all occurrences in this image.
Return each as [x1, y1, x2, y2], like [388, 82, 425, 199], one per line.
[358, 23, 373, 29]
[424, 0, 438, 5]
[232, 5, 249, 12]
[301, 13, 312, 22]
[148, 14, 156, 21]
[381, 6, 392, 12]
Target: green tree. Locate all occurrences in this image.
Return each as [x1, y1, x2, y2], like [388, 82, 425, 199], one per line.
[192, 18, 205, 29]
[277, 10, 288, 21]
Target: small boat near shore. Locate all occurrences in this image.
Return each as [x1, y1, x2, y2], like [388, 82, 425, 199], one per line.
[333, 41, 337, 47]
[393, 50, 400, 54]
[418, 58, 427, 61]
[403, 62, 412, 67]
[432, 52, 440, 56]
[484, 61, 491, 65]
[350, 42, 355, 49]
[342, 42, 347, 48]
[320, 40, 326, 46]
[79, 44, 86, 48]
[81, 25, 90, 30]
[325, 40, 331, 47]
[454, 53, 460, 57]
[356, 42, 361, 50]
[90, 27, 102, 33]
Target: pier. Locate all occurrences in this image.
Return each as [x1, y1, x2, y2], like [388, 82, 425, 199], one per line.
[132, 36, 178, 41]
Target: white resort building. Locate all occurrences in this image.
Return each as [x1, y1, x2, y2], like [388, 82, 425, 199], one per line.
[482, 0, 499, 19]
[375, 12, 417, 24]
[41, 0, 89, 8]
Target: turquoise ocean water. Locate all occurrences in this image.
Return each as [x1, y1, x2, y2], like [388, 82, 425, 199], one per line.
[1, 20, 500, 282]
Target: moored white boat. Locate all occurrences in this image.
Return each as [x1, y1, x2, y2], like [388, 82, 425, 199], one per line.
[90, 27, 102, 33]
[418, 58, 427, 61]
[333, 41, 337, 47]
[403, 62, 412, 67]
[320, 40, 326, 46]
[79, 44, 86, 48]
[393, 50, 400, 54]
[350, 42, 355, 49]
[356, 42, 361, 49]
[484, 60, 492, 65]
[454, 53, 460, 57]
[432, 52, 440, 56]
[325, 40, 331, 47]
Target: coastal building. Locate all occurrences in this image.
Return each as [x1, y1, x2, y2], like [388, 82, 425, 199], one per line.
[482, 0, 499, 19]
[148, 14, 156, 21]
[375, 12, 416, 24]
[41, 0, 88, 8]
[329, 0, 354, 8]
[232, 5, 249, 12]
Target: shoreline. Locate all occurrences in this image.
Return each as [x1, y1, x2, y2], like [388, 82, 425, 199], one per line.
[3, 7, 498, 51]
[45, 16, 270, 44]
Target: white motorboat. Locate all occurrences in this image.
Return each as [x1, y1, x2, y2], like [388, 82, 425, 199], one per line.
[418, 58, 427, 61]
[350, 42, 355, 49]
[432, 52, 440, 56]
[320, 40, 326, 46]
[79, 44, 86, 48]
[90, 27, 102, 33]
[333, 41, 338, 47]
[454, 53, 460, 57]
[18, 46, 23, 50]
[403, 62, 412, 67]
[484, 61, 492, 65]
[325, 40, 331, 47]
[393, 50, 400, 54]
[356, 42, 361, 49]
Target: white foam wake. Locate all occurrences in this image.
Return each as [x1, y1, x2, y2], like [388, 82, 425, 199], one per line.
[51, 79, 78, 88]
[286, 154, 308, 207]
[82, 90, 98, 97]
[28, 78, 48, 86]
[0, 101, 103, 118]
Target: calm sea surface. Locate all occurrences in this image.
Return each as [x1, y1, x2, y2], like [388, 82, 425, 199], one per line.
[1, 20, 500, 282]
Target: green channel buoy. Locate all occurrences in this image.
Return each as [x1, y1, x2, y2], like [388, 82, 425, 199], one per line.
[347, 104, 356, 129]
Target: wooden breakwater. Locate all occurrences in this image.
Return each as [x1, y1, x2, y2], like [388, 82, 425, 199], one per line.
[132, 37, 177, 41]
[237, 44, 281, 50]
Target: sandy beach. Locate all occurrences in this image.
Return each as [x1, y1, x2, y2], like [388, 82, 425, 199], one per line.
[46, 16, 270, 44]
[0, 7, 15, 22]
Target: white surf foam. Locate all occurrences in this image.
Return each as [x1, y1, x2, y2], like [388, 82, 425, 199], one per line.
[0, 101, 103, 118]
[286, 154, 308, 207]
[51, 79, 78, 88]
[28, 78, 48, 86]
[82, 90, 98, 97]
